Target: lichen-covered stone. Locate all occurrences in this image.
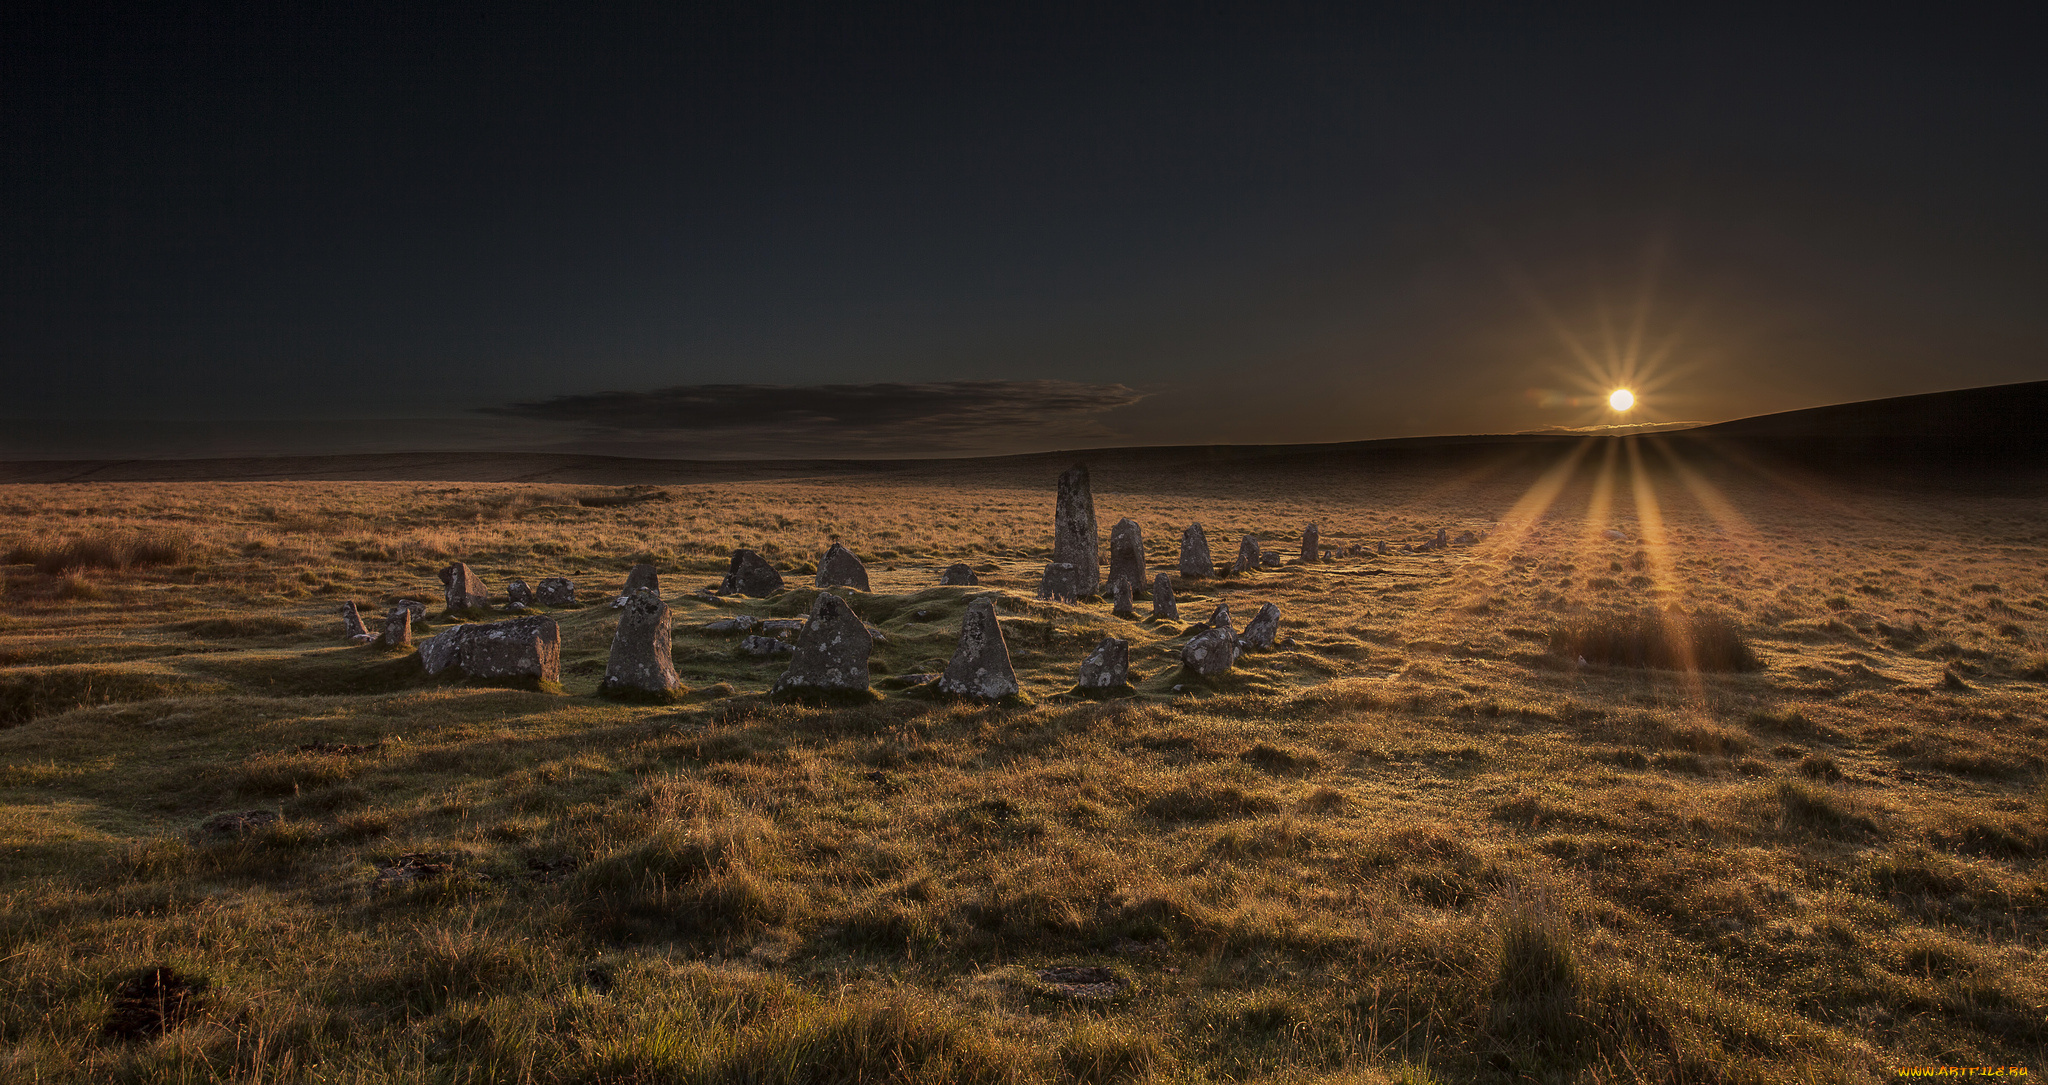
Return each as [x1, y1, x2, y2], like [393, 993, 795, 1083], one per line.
[719, 549, 784, 597]
[1108, 518, 1145, 599]
[739, 635, 793, 658]
[394, 599, 428, 625]
[940, 563, 979, 586]
[623, 564, 661, 596]
[1053, 464, 1099, 595]
[1076, 637, 1130, 689]
[380, 607, 412, 649]
[506, 579, 534, 607]
[702, 615, 760, 635]
[1179, 523, 1214, 578]
[1150, 573, 1178, 620]
[772, 592, 873, 697]
[937, 597, 1018, 701]
[602, 588, 680, 696]
[439, 563, 488, 612]
[1039, 562, 1084, 603]
[535, 577, 575, 606]
[1112, 578, 1135, 618]
[1239, 602, 1280, 650]
[1181, 626, 1239, 676]
[1204, 601, 1234, 637]
[816, 543, 871, 592]
[420, 616, 560, 683]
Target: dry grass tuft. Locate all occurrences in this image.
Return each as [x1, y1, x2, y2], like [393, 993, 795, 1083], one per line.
[1550, 608, 1760, 672]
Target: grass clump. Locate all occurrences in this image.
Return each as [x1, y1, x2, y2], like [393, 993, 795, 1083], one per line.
[1550, 608, 1760, 672]
[5, 529, 191, 574]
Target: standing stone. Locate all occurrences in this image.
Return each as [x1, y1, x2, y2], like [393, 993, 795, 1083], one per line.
[937, 597, 1019, 700]
[535, 577, 575, 606]
[1181, 627, 1239, 677]
[940, 563, 979, 586]
[1376, 541, 1389, 556]
[771, 592, 874, 699]
[439, 563, 488, 612]
[421, 616, 560, 683]
[1204, 601, 1235, 636]
[1076, 637, 1130, 690]
[1240, 603, 1281, 650]
[506, 579, 534, 607]
[1179, 523, 1214, 578]
[719, 549, 784, 597]
[1107, 518, 1145, 600]
[815, 543, 871, 592]
[623, 564, 661, 597]
[1052, 464, 1100, 595]
[1433, 528, 1449, 549]
[340, 601, 369, 638]
[1150, 573, 1179, 620]
[1300, 524, 1320, 564]
[381, 606, 412, 649]
[602, 589, 680, 697]
[1039, 562, 1085, 603]
[1232, 535, 1262, 576]
[1112, 578, 1135, 618]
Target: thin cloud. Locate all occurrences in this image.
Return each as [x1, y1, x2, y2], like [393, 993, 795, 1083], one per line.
[478, 380, 1148, 457]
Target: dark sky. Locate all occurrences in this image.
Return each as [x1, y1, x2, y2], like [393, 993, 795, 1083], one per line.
[4, 6, 2043, 458]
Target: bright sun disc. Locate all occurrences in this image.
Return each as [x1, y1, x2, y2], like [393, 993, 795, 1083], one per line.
[1608, 389, 1635, 411]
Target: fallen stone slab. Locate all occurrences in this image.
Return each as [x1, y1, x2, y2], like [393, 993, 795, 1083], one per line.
[420, 615, 561, 684]
[701, 615, 761, 635]
[738, 635, 793, 658]
[940, 563, 979, 585]
[535, 577, 576, 605]
[394, 599, 429, 625]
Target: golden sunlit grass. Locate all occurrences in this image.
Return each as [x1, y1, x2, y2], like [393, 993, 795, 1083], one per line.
[0, 447, 2044, 1082]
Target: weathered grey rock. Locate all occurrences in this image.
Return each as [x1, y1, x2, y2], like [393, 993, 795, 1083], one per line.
[1181, 626, 1239, 676]
[1112, 578, 1135, 618]
[1433, 528, 1449, 549]
[341, 601, 369, 638]
[771, 592, 873, 697]
[1076, 637, 1130, 689]
[1107, 518, 1145, 599]
[1259, 550, 1281, 568]
[1376, 541, 1388, 556]
[602, 589, 680, 696]
[702, 615, 760, 635]
[421, 616, 561, 682]
[815, 543, 871, 592]
[1300, 523, 1319, 563]
[1039, 562, 1085, 603]
[535, 577, 575, 606]
[738, 635, 793, 658]
[1239, 603, 1280, 650]
[1454, 530, 1478, 546]
[623, 564, 661, 597]
[1179, 523, 1214, 578]
[1052, 464, 1100, 595]
[381, 607, 412, 649]
[1150, 573, 1178, 619]
[506, 579, 534, 607]
[719, 549, 784, 597]
[439, 563, 488, 612]
[940, 563, 979, 586]
[1232, 535, 1262, 575]
[1204, 601, 1234, 636]
[395, 599, 429, 625]
[758, 618, 806, 639]
[937, 597, 1018, 700]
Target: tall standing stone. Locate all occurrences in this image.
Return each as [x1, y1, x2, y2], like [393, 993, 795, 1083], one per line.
[1240, 603, 1281, 650]
[719, 549, 785, 597]
[1107, 518, 1145, 599]
[1179, 523, 1214, 578]
[380, 606, 412, 649]
[815, 543, 871, 592]
[940, 563, 979, 586]
[1039, 562, 1084, 603]
[1112, 578, 1135, 618]
[623, 564, 660, 597]
[602, 589, 680, 697]
[1076, 637, 1130, 690]
[1150, 573, 1178, 620]
[440, 563, 488, 612]
[1052, 464, 1100, 595]
[771, 592, 874, 699]
[937, 597, 1019, 700]
[340, 601, 369, 638]
[1300, 524, 1320, 564]
[1232, 535, 1262, 576]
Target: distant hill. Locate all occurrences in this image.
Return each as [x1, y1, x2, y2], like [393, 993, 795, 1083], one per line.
[1, 382, 2041, 483]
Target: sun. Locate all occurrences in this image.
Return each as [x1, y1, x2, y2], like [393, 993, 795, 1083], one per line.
[1608, 388, 1635, 411]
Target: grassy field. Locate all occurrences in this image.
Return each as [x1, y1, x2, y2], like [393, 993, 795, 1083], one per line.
[0, 443, 2044, 1083]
